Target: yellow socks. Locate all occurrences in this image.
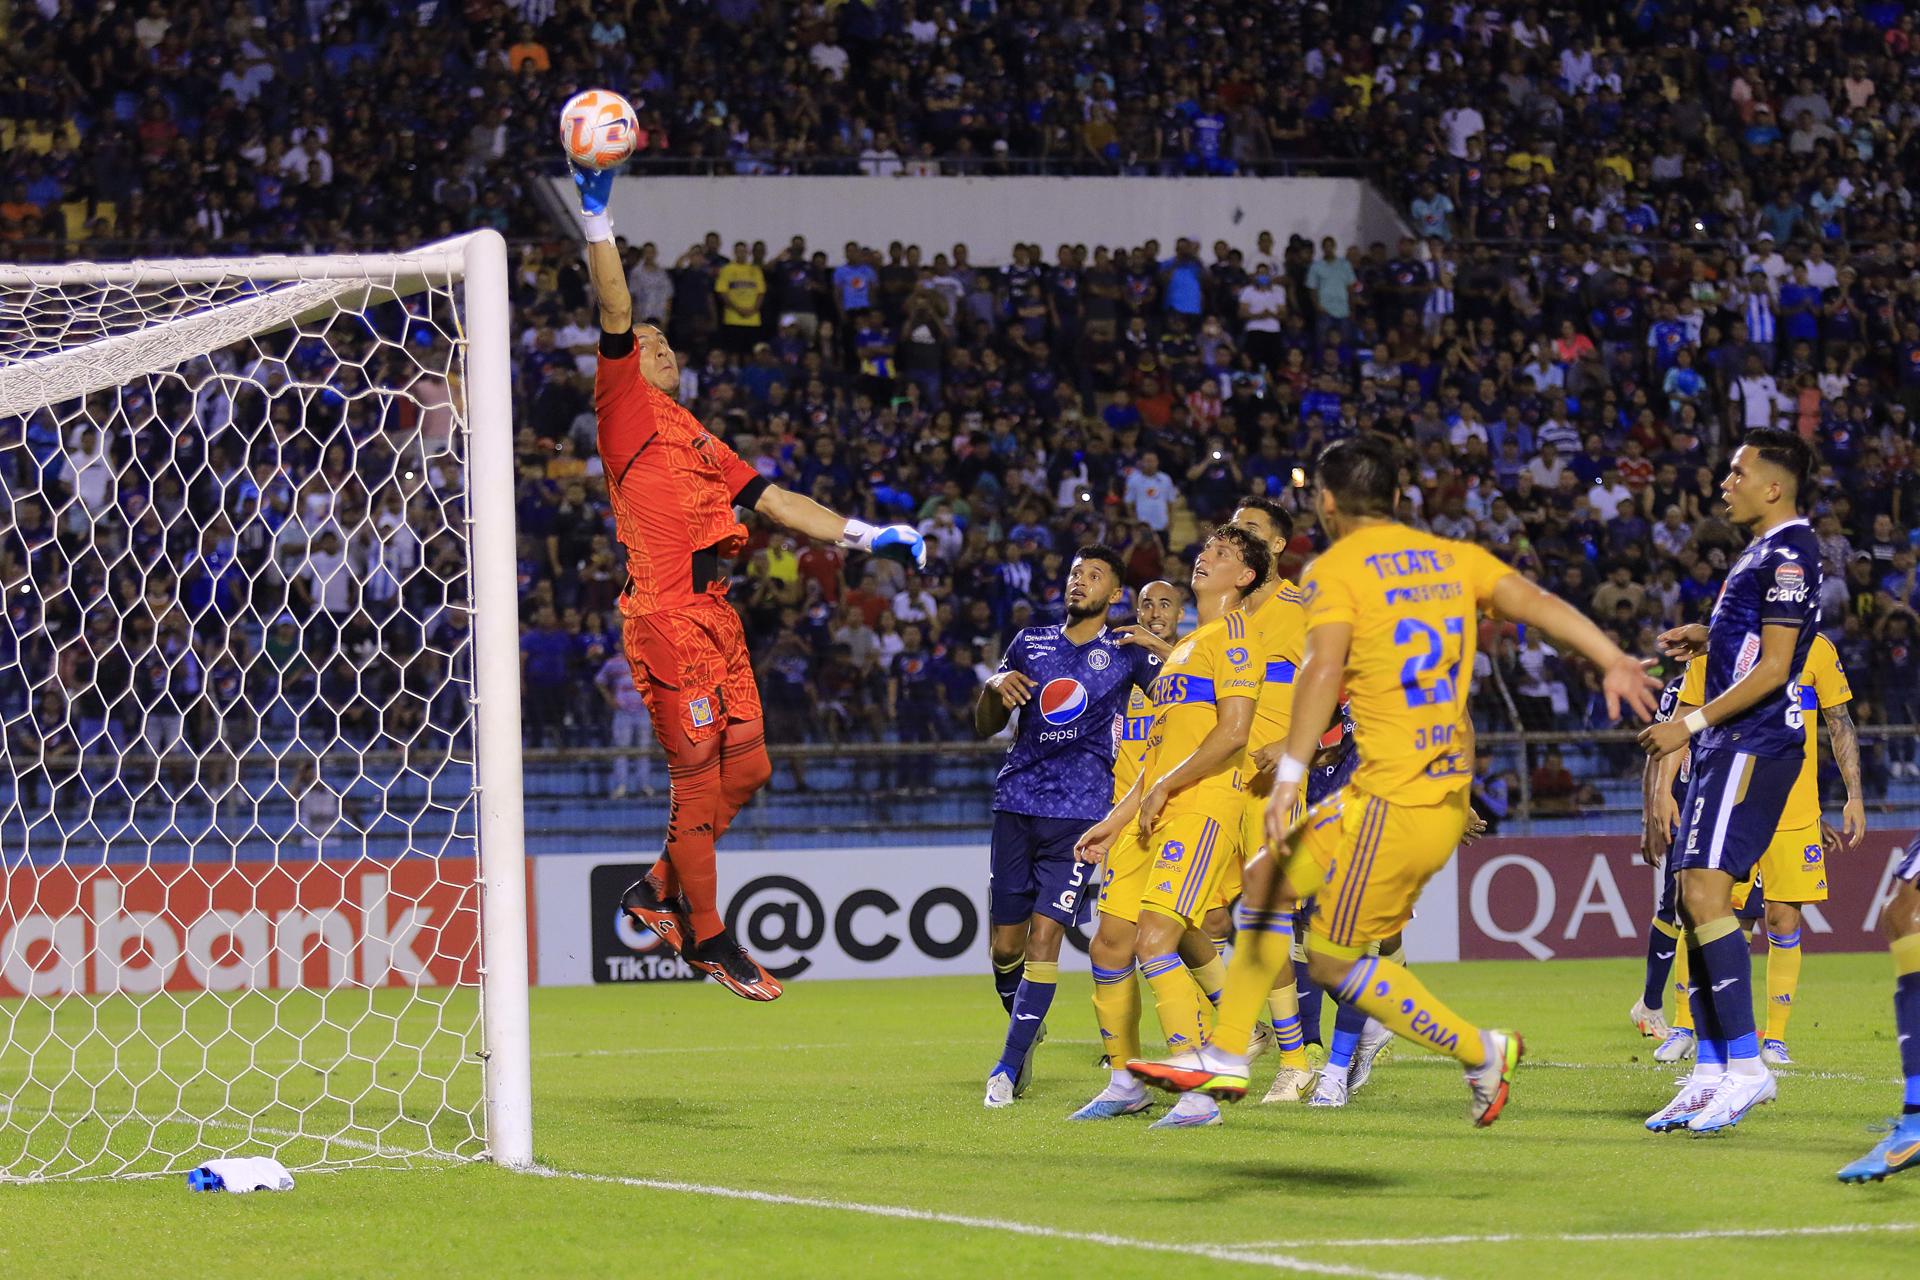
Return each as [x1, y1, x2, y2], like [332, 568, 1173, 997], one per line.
[1267, 974, 1310, 1069]
[1328, 948, 1483, 1068]
[1211, 905, 1297, 1061]
[1764, 924, 1803, 1042]
[1090, 959, 1141, 1066]
[1140, 946, 1213, 1055]
[1189, 955, 1227, 1008]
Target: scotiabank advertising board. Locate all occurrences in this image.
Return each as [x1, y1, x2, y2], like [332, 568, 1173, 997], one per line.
[0, 860, 480, 998]
[1455, 830, 1917, 961]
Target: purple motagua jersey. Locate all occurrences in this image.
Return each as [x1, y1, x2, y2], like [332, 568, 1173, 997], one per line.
[990, 625, 1159, 822]
[1696, 517, 1822, 760]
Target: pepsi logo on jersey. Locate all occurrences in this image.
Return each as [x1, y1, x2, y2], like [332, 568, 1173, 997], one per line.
[1038, 677, 1088, 725]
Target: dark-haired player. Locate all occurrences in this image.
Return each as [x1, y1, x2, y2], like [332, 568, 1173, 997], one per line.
[566, 159, 925, 1001]
[1640, 428, 1822, 1134]
[1131, 435, 1657, 1125]
[976, 545, 1159, 1107]
[1073, 525, 1272, 1127]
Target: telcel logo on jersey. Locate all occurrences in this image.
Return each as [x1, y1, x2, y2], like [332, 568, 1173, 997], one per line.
[1036, 677, 1088, 741]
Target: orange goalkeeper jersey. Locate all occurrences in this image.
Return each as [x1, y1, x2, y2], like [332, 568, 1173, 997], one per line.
[595, 340, 765, 616]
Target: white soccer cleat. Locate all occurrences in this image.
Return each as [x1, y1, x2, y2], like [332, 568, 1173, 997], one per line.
[1308, 1069, 1350, 1108]
[1630, 999, 1672, 1042]
[1653, 1028, 1696, 1064]
[1760, 1038, 1793, 1067]
[1348, 1019, 1394, 1094]
[1259, 1065, 1316, 1104]
[1687, 1068, 1776, 1134]
[1646, 1070, 1719, 1132]
[1148, 1091, 1222, 1129]
[984, 1070, 1016, 1109]
[1247, 1021, 1278, 1060]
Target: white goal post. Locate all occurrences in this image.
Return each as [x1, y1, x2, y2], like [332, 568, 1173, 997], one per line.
[0, 231, 531, 1179]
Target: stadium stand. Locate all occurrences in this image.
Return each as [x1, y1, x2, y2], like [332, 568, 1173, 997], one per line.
[4, 0, 1920, 833]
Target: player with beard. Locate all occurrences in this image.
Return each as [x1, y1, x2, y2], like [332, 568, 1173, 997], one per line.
[977, 547, 1160, 1106]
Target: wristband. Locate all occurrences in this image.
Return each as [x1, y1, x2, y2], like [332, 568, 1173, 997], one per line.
[1275, 755, 1308, 784]
[837, 518, 874, 550]
[1682, 709, 1708, 736]
[578, 210, 613, 243]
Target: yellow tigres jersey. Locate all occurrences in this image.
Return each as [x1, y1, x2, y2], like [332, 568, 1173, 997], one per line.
[1245, 582, 1309, 768]
[1142, 608, 1260, 800]
[1302, 524, 1514, 806]
[1111, 685, 1157, 801]
[1679, 633, 1849, 830]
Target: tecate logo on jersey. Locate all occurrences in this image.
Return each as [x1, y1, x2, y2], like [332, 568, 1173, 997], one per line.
[1038, 677, 1088, 726]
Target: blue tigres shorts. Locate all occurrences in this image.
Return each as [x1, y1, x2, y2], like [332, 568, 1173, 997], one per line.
[1671, 746, 1802, 884]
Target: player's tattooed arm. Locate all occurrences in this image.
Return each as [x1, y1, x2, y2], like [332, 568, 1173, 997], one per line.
[1822, 701, 1867, 848]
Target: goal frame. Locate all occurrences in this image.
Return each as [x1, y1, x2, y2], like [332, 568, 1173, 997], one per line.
[0, 230, 533, 1171]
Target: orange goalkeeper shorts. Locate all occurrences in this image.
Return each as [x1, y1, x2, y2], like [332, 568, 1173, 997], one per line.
[623, 597, 762, 745]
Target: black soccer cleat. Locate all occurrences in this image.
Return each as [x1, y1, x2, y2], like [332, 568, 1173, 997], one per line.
[686, 929, 784, 1002]
[622, 878, 694, 955]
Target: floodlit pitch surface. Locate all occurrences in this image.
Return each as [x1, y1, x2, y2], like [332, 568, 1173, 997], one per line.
[4, 956, 1914, 1278]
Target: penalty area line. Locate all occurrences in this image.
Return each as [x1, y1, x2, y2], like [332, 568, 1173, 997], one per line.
[1239, 1222, 1919, 1249]
[516, 1163, 1441, 1280]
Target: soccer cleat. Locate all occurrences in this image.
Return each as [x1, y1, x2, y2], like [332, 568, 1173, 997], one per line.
[1308, 1069, 1349, 1108]
[984, 1070, 1016, 1109]
[1148, 1093, 1222, 1128]
[1068, 1082, 1152, 1120]
[1630, 999, 1672, 1042]
[1653, 1027, 1696, 1064]
[1646, 1071, 1719, 1132]
[685, 929, 783, 1001]
[621, 878, 693, 955]
[1260, 1065, 1316, 1105]
[1248, 1021, 1278, 1060]
[1837, 1114, 1920, 1183]
[1760, 1038, 1793, 1067]
[1687, 1069, 1776, 1134]
[1127, 1049, 1250, 1102]
[1465, 1029, 1524, 1127]
[1348, 1019, 1394, 1095]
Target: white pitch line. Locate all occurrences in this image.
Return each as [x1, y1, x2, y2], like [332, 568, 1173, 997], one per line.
[1240, 1222, 1919, 1249]
[517, 1163, 1441, 1280]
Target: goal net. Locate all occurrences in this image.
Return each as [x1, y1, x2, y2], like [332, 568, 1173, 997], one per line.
[0, 233, 531, 1181]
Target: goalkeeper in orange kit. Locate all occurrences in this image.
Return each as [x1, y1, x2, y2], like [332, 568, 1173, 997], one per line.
[564, 154, 925, 1000]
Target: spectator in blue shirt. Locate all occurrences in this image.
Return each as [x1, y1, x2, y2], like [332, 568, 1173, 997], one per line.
[832, 244, 879, 320]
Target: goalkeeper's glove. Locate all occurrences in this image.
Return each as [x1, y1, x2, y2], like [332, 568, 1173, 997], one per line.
[570, 163, 616, 243]
[839, 519, 927, 570]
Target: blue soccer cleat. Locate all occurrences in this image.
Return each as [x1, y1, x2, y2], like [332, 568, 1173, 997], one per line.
[1760, 1038, 1794, 1067]
[1838, 1114, 1920, 1184]
[1068, 1084, 1152, 1121]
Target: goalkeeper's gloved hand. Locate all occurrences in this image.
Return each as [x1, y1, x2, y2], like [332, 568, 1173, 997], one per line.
[839, 519, 927, 570]
[570, 163, 616, 243]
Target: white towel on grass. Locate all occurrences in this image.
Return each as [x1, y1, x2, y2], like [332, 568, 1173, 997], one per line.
[199, 1156, 295, 1193]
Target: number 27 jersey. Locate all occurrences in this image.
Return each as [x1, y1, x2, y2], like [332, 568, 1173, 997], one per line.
[1300, 524, 1514, 806]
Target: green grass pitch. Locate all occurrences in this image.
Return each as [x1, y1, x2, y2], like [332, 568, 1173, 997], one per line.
[4, 955, 1917, 1278]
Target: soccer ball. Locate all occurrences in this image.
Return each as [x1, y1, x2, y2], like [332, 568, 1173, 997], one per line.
[559, 89, 640, 171]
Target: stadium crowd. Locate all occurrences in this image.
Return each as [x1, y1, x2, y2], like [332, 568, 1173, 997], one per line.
[3, 0, 1920, 795]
